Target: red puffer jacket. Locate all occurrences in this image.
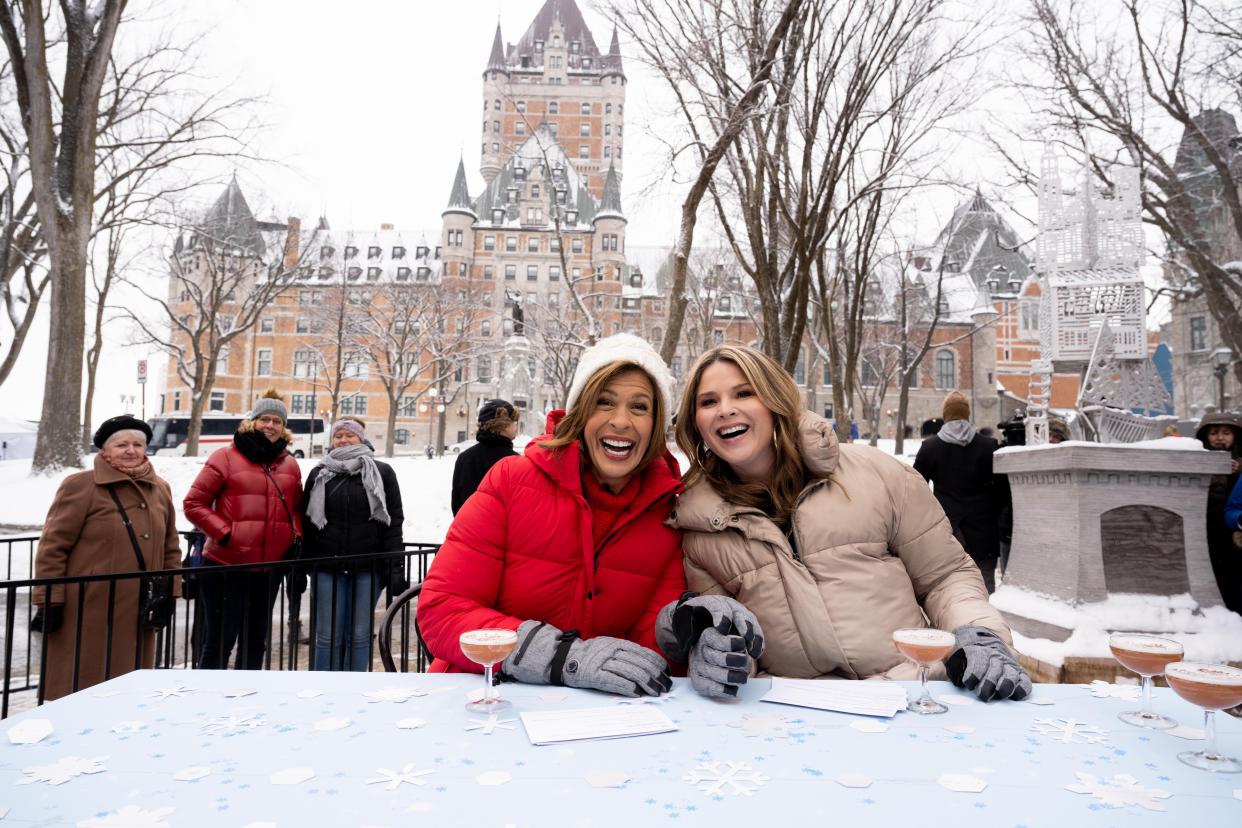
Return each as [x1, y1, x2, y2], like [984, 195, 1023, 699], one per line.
[419, 411, 686, 673]
[183, 444, 303, 566]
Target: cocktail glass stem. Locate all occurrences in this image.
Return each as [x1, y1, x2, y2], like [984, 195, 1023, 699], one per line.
[483, 663, 494, 703]
[918, 665, 931, 705]
[1140, 675, 1153, 717]
[1203, 710, 1218, 760]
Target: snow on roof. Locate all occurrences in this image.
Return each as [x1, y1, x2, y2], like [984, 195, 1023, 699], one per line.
[472, 126, 599, 230]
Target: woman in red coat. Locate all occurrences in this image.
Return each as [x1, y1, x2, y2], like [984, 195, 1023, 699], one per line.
[184, 390, 303, 669]
[419, 334, 687, 696]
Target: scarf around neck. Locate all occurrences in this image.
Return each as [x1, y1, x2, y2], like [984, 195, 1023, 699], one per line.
[306, 443, 390, 530]
[234, 428, 288, 465]
[103, 454, 152, 480]
[938, 419, 977, 447]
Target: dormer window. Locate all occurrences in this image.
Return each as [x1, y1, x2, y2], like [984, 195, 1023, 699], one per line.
[344, 245, 358, 259]
[320, 246, 334, 260]
[582, 57, 592, 69]
[552, 35, 560, 47]
[534, 40, 544, 52]
[570, 40, 580, 53]
[318, 266, 333, 279]
[566, 209, 578, 223]
[415, 245, 429, 259]
[392, 246, 405, 258]
[368, 246, 382, 259]
[396, 267, 411, 281]
[507, 187, 518, 203]
[630, 272, 642, 288]
[367, 267, 381, 281]
[493, 208, 505, 223]
[514, 165, 526, 180]
[556, 188, 567, 204]
[347, 266, 362, 281]
[417, 266, 431, 281]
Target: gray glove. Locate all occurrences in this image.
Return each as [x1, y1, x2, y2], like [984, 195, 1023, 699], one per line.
[654, 593, 765, 664]
[945, 625, 1031, 701]
[502, 620, 672, 697]
[687, 627, 753, 698]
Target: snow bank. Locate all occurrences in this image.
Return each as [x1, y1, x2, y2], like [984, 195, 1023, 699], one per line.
[993, 584, 1242, 666]
[997, 436, 1206, 455]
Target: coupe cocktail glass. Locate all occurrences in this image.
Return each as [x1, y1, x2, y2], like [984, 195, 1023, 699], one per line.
[893, 628, 956, 715]
[460, 628, 518, 714]
[1108, 632, 1183, 729]
[1164, 662, 1242, 773]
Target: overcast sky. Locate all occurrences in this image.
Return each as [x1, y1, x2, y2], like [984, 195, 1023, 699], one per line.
[1, 0, 1171, 426]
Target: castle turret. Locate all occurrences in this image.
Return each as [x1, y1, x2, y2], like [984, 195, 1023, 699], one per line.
[592, 162, 626, 280]
[441, 159, 476, 280]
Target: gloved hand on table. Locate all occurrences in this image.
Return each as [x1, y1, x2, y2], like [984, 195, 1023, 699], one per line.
[501, 620, 671, 697]
[655, 593, 765, 698]
[945, 625, 1031, 701]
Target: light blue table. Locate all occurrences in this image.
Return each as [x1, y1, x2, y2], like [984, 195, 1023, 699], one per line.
[2, 670, 1240, 826]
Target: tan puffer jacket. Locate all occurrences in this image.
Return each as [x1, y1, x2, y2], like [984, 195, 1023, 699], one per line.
[672, 411, 1010, 681]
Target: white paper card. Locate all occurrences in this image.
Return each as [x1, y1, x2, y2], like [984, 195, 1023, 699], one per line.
[761, 677, 907, 717]
[520, 706, 677, 745]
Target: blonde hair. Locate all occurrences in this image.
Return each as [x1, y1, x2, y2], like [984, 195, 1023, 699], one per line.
[540, 360, 667, 470]
[674, 345, 820, 528]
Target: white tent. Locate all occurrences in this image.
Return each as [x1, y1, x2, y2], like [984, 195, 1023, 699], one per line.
[0, 417, 37, 461]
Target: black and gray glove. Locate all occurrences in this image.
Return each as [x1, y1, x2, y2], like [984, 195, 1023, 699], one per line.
[502, 620, 672, 697]
[945, 625, 1031, 701]
[687, 627, 754, 698]
[30, 605, 64, 634]
[654, 593, 765, 664]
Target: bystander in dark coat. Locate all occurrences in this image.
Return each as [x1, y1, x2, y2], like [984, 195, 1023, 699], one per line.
[451, 399, 520, 515]
[1196, 412, 1242, 614]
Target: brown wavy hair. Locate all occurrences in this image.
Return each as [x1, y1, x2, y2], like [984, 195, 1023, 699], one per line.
[540, 360, 666, 472]
[674, 345, 818, 528]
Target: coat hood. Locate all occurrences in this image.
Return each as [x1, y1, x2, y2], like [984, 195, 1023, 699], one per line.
[1196, 412, 1242, 455]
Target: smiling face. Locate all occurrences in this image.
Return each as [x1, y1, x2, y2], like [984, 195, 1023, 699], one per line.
[694, 359, 776, 483]
[254, 413, 285, 443]
[101, 431, 148, 468]
[582, 368, 656, 492]
[332, 429, 362, 448]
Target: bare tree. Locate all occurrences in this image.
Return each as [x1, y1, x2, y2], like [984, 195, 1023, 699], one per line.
[1012, 0, 1242, 386]
[603, 0, 809, 364]
[295, 283, 371, 423]
[124, 203, 318, 456]
[0, 0, 127, 471]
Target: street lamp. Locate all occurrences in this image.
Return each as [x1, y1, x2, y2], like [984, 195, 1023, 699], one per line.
[1211, 346, 1233, 411]
[417, 387, 448, 455]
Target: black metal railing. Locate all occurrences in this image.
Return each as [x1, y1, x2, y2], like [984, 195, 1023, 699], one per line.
[0, 532, 439, 717]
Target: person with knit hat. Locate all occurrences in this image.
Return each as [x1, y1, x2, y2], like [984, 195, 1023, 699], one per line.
[419, 334, 693, 697]
[451, 399, 520, 515]
[184, 389, 304, 669]
[32, 414, 181, 699]
[913, 390, 1007, 592]
[300, 417, 404, 670]
[1195, 411, 1242, 614]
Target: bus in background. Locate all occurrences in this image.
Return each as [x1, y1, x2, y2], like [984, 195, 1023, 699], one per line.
[146, 413, 327, 458]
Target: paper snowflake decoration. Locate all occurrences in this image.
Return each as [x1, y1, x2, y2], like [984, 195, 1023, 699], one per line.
[683, 761, 770, 797]
[201, 712, 265, 735]
[147, 685, 194, 701]
[366, 764, 436, 791]
[464, 715, 517, 735]
[1066, 773, 1171, 811]
[18, 755, 108, 785]
[364, 686, 428, 703]
[732, 714, 791, 738]
[615, 692, 678, 705]
[1031, 717, 1110, 745]
[77, 805, 175, 827]
[7, 718, 54, 745]
[1087, 681, 1141, 702]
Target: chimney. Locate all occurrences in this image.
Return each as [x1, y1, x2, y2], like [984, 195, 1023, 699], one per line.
[380, 222, 394, 231]
[284, 216, 302, 269]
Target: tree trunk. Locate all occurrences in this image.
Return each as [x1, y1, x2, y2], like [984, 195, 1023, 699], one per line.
[32, 242, 86, 472]
[384, 397, 398, 458]
[895, 373, 913, 456]
[185, 391, 208, 457]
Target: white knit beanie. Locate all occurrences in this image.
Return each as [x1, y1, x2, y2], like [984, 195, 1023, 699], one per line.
[565, 333, 676, 426]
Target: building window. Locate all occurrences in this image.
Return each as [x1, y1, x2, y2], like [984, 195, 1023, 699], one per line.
[506, 236, 517, 252]
[296, 317, 309, 333]
[392, 246, 406, 258]
[256, 349, 272, 376]
[604, 146, 611, 158]
[339, 395, 367, 416]
[622, 297, 639, 310]
[503, 318, 514, 336]
[1190, 316, 1207, 352]
[293, 349, 315, 378]
[397, 396, 417, 417]
[549, 266, 560, 281]
[482, 320, 491, 337]
[396, 266, 411, 280]
[477, 356, 492, 382]
[494, 99, 501, 111]
[527, 265, 538, 281]
[173, 391, 181, 411]
[515, 121, 525, 136]
[209, 391, 225, 412]
[516, 100, 526, 113]
[505, 264, 516, 280]
[527, 235, 539, 251]
[484, 235, 495, 251]
[578, 145, 589, 159]
[935, 350, 955, 390]
[483, 265, 494, 279]
[549, 101, 559, 114]
[606, 103, 612, 114]
[572, 238, 583, 254]
[394, 428, 410, 445]
[347, 266, 362, 281]
[713, 329, 724, 346]
[260, 317, 274, 333]
[367, 267, 381, 281]
[579, 123, 590, 136]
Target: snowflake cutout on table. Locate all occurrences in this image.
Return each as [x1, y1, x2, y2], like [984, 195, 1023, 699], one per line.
[464, 715, 517, 735]
[730, 714, 792, 738]
[77, 805, 175, 828]
[1031, 718, 1110, 745]
[147, 685, 194, 701]
[201, 712, 265, 735]
[1087, 681, 1141, 702]
[683, 761, 770, 797]
[1066, 772, 1171, 811]
[18, 754, 108, 785]
[616, 692, 678, 705]
[366, 764, 437, 791]
[364, 686, 428, 703]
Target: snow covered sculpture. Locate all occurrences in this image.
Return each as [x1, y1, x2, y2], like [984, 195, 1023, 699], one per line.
[1027, 148, 1172, 444]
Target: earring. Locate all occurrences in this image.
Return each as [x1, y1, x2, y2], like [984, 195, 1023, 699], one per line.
[698, 443, 712, 465]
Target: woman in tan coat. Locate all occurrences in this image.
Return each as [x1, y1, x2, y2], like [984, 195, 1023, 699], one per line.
[671, 346, 1031, 701]
[33, 415, 181, 701]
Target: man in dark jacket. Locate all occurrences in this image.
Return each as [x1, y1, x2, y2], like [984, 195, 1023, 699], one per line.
[1196, 412, 1242, 614]
[914, 391, 1007, 593]
[451, 399, 520, 515]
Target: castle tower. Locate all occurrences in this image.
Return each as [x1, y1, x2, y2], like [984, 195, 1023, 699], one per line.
[441, 159, 477, 279]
